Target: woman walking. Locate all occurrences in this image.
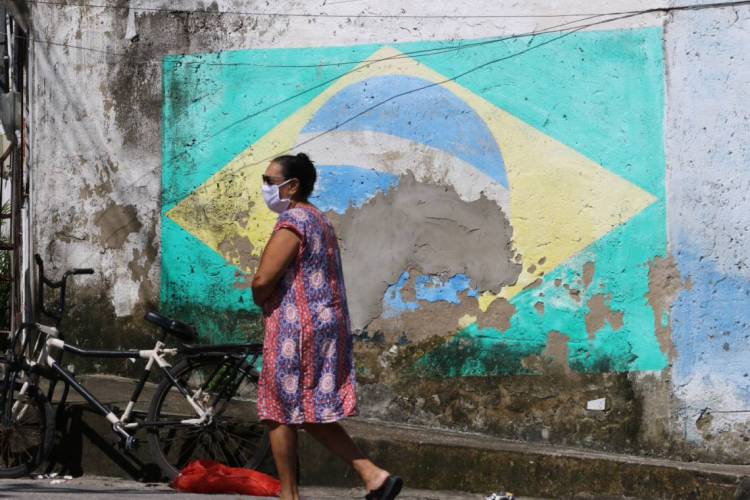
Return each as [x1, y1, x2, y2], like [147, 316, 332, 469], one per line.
[251, 153, 402, 500]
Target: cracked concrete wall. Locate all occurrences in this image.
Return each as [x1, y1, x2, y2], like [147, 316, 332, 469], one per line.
[663, 4, 750, 461]
[27, 0, 750, 463]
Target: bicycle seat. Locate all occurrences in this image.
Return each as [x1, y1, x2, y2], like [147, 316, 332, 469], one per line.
[144, 311, 198, 342]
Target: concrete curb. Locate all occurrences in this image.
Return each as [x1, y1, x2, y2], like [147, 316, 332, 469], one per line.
[45, 375, 750, 499]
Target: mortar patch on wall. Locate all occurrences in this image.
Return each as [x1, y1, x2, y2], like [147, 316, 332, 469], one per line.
[162, 28, 667, 373]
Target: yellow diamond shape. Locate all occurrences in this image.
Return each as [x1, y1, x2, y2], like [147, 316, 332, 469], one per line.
[166, 47, 656, 304]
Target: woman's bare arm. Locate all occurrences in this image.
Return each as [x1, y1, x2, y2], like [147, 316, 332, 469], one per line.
[252, 228, 301, 306]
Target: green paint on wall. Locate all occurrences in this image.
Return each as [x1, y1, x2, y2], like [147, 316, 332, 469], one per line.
[417, 200, 667, 376]
[163, 27, 664, 208]
[160, 217, 260, 343]
[162, 26, 666, 366]
[402, 27, 665, 197]
[162, 45, 386, 212]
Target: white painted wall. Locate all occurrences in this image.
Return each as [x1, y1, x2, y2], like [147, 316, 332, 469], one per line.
[24, 0, 750, 462]
[665, 4, 750, 458]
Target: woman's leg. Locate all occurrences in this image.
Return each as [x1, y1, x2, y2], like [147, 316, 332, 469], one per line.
[302, 422, 389, 492]
[268, 422, 300, 500]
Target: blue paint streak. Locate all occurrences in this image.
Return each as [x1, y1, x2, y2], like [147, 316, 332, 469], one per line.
[415, 274, 476, 304]
[303, 75, 508, 187]
[310, 165, 399, 214]
[383, 272, 419, 319]
[672, 243, 750, 404]
[383, 272, 477, 317]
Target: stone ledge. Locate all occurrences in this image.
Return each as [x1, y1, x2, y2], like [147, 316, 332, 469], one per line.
[308, 418, 750, 499]
[46, 375, 750, 499]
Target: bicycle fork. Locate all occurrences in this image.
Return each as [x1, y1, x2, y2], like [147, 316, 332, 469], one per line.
[6, 323, 56, 424]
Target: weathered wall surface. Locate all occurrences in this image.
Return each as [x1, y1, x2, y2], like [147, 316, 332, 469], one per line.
[28, 0, 750, 463]
[663, 5, 750, 460]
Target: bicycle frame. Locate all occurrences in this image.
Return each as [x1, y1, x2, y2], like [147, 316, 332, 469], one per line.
[11, 322, 222, 445]
[0, 254, 267, 474]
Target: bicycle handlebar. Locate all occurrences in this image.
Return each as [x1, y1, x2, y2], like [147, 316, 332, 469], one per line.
[34, 253, 95, 324]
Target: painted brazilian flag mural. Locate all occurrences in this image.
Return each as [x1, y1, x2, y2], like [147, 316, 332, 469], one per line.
[162, 27, 666, 375]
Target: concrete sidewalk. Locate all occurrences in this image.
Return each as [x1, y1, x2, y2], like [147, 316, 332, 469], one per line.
[42, 375, 750, 499]
[0, 476, 515, 499]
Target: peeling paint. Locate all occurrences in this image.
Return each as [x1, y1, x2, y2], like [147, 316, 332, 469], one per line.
[585, 294, 625, 340]
[525, 331, 573, 375]
[476, 297, 516, 332]
[94, 203, 142, 249]
[335, 174, 519, 330]
[645, 256, 683, 357]
[33, 0, 750, 465]
[382, 271, 478, 319]
[582, 261, 596, 289]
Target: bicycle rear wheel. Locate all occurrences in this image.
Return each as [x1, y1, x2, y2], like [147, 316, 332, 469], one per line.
[147, 355, 269, 480]
[0, 381, 54, 478]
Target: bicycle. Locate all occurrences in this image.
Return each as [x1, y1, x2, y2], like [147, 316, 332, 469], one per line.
[0, 254, 270, 480]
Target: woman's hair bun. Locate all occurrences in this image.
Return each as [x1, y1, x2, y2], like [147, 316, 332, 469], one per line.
[296, 152, 312, 164]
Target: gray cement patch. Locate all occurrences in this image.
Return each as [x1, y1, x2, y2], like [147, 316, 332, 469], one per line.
[333, 174, 520, 330]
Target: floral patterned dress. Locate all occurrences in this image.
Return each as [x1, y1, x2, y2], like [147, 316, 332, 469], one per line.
[257, 205, 358, 424]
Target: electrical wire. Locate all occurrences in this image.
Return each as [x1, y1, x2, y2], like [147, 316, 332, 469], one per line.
[186, 13, 609, 68]
[19, 12, 607, 68]
[21, 13, 615, 127]
[160, 14, 613, 122]
[44, 0, 749, 269]
[24, 0, 640, 19]
[236, 10, 647, 169]
[168, 11, 642, 161]
[23, 0, 750, 19]
[17, 0, 750, 71]
[61, 9, 653, 270]
[155, 1, 750, 160]
[21, 9, 661, 170]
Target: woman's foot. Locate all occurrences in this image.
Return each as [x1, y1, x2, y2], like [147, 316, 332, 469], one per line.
[363, 468, 390, 493]
[365, 475, 404, 500]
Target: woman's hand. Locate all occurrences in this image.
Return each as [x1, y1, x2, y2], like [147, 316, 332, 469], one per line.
[252, 228, 301, 307]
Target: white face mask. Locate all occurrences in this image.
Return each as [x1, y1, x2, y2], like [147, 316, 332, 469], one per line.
[261, 179, 293, 213]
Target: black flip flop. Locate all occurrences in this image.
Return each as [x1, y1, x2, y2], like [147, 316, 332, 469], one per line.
[365, 475, 403, 500]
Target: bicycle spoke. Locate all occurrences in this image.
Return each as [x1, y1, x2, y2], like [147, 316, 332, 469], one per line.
[174, 430, 205, 466]
[0, 384, 45, 472]
[149, 356, 266, 479]
[13, 430, 35, 448]
[1, 438, 10, 466]
[212, 429, 240, 466]
[158, 426, 203, 448]
[212, 431, 237, 465]
[218, 430, 250, 466]
[2, 445, 11, 467]
[204, 433, 223, 463]
[219, 428, 264, 447]
[157, 428, 203, 444]
[158, 427, 178, 458]
[16, 443, 33, 462]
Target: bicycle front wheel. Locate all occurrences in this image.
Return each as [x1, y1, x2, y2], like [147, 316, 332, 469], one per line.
[0, 381, 54, 478]
[147, 355, 269, 480]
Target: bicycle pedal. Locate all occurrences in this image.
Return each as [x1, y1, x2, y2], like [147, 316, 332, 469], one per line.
[122, 435, 139, 451]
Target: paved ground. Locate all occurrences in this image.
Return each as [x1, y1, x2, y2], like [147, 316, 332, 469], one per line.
[0, 476, 522, 499]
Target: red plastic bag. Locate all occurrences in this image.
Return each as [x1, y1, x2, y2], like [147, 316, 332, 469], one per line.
[172, 459, 281, 496]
